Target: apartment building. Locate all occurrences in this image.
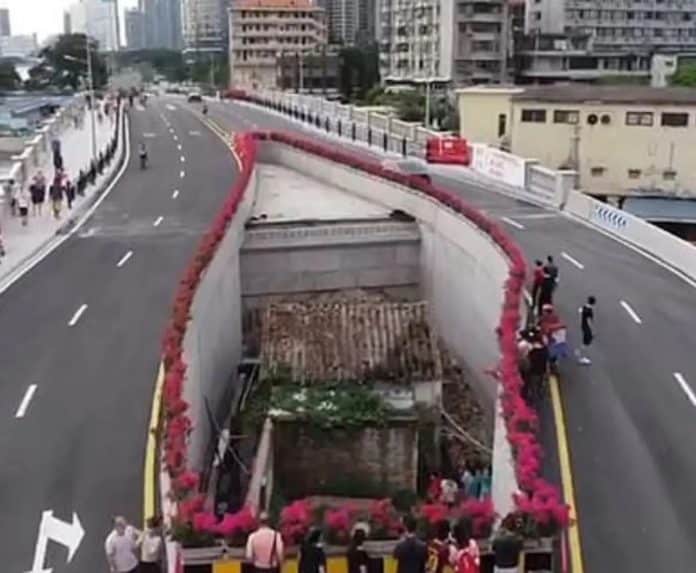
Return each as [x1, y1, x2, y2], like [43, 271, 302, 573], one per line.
[228, 0, 327, 89]
[182, 0, 230, 54]
[317, 0, 374, 45]
[69, 0, 119, 52]
[458, 84, 696, 195]
[377, 0, 454, 83]
[519, 0, 696, 83]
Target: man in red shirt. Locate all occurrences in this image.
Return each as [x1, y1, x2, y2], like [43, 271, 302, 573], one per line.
[426, 521, 452, 573]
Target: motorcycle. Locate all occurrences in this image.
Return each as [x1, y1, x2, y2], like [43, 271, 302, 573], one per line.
[139, 152, 148, 169]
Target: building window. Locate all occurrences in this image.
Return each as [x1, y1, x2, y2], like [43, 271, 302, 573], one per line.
[661, 112, 689, 127]
[498, 113, 507, 137]
[590, 166, 606, 177]
[628, 169, 642, 179]
[663, 170, 677, 180]
[554, 110, 579, 124]
[626, 111, 654, 126]
[521, 109, 547, 123]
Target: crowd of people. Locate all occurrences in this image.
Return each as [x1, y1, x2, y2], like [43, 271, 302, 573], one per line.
[104, 516, 164, 573]
[519, 255, 597, 403]
[427, 464, 492, 508]
[0, 97, 117, 262]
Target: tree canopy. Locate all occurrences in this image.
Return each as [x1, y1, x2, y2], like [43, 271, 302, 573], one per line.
[0, 61, 21, 90]
[27, 33, 108, 91]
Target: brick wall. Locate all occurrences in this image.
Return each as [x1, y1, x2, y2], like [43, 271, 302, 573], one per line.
[273, 419, 419, 499]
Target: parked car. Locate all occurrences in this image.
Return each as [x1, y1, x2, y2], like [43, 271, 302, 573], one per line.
[187, 91, 203, 103]
[381, 159, 431, 184]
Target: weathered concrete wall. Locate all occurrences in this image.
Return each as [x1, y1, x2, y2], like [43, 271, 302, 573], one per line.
[273, 420, 419, 498]
[182, 169, 258, 471]
[257, 143, 517, 517]
[240, 222, 421, 296]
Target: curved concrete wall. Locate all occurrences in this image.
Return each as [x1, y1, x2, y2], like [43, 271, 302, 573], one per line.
[182, 170, 258, 470]
[258, 142, 518, 517]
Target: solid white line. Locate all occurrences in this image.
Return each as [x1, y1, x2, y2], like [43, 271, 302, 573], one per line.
[15, 384, 38, 418]
[620, 300, 642, 324]
[153, 216, 164, 227]
[68, 304, 88, 327]
[501, 216, 525, 230]
[562, 251, 585, 270]
[180, 170, 185, 179]
[116, 250, 133, 267]
[674, 373, 696, 407]
[180, 155, 186, 163]
[172, 190, 179, 199]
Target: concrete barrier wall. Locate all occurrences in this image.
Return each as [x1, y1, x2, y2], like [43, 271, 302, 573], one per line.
[258, 140, 517, 514]
[566, 190, 696, 281]
[182, 169, 259, 470]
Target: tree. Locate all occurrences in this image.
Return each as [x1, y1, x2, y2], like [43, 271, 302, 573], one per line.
[0, 61, 21, 90]
[28, 33, 108, 91]
[670, 63, 696, 87]
[339, 44, 380, 102]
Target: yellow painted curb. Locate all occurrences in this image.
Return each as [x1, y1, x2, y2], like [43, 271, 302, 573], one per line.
[549, 375, 585, 573]
[144, 361, 165, 525]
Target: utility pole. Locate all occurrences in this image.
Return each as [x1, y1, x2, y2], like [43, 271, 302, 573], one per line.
[86, 37, 98, 161]
[113, 0, 122, 51]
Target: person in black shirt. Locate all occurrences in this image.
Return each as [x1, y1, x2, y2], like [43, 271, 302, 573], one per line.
[299, 529, 326, 573]
[394, 516, 427, 573]
[544, 255, 559, 290]
[577, 296, 596, 365]
[347, 528, 369, 573]
[492, 515, 523, 573]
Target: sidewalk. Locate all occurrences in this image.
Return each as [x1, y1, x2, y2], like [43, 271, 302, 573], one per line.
[0, 104, 119, 282]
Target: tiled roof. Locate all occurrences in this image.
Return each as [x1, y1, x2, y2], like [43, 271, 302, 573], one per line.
[261, 301, 442, 384]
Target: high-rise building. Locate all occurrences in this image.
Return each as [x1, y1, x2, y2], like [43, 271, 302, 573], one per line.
[69, 0, 119, 51]
[157, 0, 183, 50]
[228, 0, 327, 89]
[125, 8, 146, 50]
[0, 34, 37, 57]
[64, 11, 73, 35]
[0, 8, 11, 37]
[518, 0, 696, 83]
[376, 0, 454, 83]
[183, 0, 230, 55]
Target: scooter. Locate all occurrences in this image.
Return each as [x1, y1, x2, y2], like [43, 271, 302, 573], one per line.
[140, 152, 148, 169]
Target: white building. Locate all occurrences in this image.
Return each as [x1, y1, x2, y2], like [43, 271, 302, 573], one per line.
[182, 0, 229, 55]
[376, 0, 454, 84]
[69, 0, 119, 52]
[0, 35, 38, 58]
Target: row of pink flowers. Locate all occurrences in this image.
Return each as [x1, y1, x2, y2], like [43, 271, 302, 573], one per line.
[159, 117, 568, 540]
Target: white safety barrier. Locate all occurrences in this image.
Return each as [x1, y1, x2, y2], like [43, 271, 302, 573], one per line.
[566, 190, 696, 281]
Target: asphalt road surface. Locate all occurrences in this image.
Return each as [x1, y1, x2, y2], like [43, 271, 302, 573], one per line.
[203, 97, 696, 573]
[0, 99, 237, 573]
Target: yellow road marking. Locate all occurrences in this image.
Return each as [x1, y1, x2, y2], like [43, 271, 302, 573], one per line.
[549, 375, 585, 573]
[143, 362, 165, 525]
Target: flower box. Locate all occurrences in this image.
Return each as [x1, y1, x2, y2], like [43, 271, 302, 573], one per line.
[181, 544, 225, 565]
[363, 539, 399, 557]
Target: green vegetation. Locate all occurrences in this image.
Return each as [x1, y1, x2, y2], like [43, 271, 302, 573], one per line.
[27, 34, 108, 91]
[338, 44, 380, 102]
[0, 61, 21, 90]
[670, 63, 696, 87]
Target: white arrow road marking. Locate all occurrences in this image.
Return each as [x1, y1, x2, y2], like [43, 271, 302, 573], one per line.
[189, 130, 201, 136]
[166, 104, 177, 111]
[620, 300, 642, 324]
[153, 216, 164, 227]
[25, 510, 85, 573]
[117, 250, 133, 268]
[674, 373, 696, 407]
[68, 304, 88, 327]
[562, 251, 585, 270]
[501, 216, 525, 230]
[142, 132, 157, 138]
[172, 190, 179, 199]
[15, 384, 37, 418]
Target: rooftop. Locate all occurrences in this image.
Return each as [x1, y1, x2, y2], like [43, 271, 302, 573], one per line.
[261, 301, 442, 385]
[511, 85, 696, 106]
[623, 196, 696, 224]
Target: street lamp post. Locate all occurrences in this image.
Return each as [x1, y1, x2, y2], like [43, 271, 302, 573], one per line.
[65, 39, 97, 162]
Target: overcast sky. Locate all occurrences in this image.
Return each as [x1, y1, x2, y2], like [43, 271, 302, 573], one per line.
[1, 0, 138, 41]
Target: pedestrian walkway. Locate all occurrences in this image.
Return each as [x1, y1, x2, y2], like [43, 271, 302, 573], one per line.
[0, 103, 120, 284]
